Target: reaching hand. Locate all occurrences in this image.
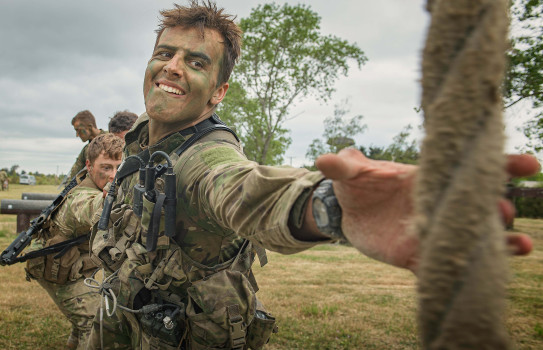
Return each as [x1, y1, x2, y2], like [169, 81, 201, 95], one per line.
[315, 149, 539, 273]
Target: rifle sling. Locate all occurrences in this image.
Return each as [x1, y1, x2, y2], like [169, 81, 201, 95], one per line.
[0, 176, 80, 265]
[16, 233, 90, 263]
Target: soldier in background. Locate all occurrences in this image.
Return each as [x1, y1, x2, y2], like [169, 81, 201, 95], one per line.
[0, 169, 8, 191]
[67, 110, 105, 181]
[108, 110, 138, 140]
[26, 133, 124, 349]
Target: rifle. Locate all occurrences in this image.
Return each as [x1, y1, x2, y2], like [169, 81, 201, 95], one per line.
[0, 176, 79, 266]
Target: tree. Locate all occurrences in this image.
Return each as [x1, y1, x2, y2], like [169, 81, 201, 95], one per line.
[218, 81, 290, 165]
[359, 145, 388, 160]
[222, 3, 367, 165]
[306, 99, 367, 164]
[505, 0, 543, 151]
[360, 124, 420, 164]
[505, 0, 542, 108]
[9, 164, 19, 176]
[384, 124, 419, 164]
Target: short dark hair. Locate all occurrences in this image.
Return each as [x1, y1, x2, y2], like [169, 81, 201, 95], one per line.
[86, 133, 124, 164]
[155, 0, 242, 85]
[71, 110, 96, 128]
[108, 110, 138, 134]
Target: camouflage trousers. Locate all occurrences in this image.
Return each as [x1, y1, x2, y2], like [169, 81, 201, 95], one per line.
[37, 277, 101, 350]
[87, 307, 139, 350]
[86, 308, 186, 349]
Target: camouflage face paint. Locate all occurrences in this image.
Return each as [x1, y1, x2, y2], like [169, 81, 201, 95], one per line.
[87, 152, 122, 190]
[143, 26, 228, 143]
[74, 121, 91, 142]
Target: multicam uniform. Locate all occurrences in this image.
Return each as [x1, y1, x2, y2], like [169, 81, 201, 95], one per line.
[0, 170, 8, 190]
[26, 174, 104, 349]
[68, 130, 106, 181]
[88, 114, 329, 349]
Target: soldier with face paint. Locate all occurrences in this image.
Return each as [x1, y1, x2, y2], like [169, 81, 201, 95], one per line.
[67, 110, 106, 182]
[85, 1, 538, 349]
[26, 133, 124, 350]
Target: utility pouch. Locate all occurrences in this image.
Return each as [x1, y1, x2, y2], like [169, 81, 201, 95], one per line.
[91, 204, 141, 271]
[186, 269, 256, 349]
[246, 299, 278, 350]
[141, 190, 169, 252]
[43, 235, 80, 284]
[25, 239, 46, 281]
[69, 252, 99, 281]
[117, 242, 150, 308]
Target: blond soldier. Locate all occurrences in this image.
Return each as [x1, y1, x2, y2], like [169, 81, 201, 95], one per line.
[26, 133, 123, 349]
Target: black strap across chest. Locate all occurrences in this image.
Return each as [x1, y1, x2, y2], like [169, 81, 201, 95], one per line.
[115, 114, 238, 182]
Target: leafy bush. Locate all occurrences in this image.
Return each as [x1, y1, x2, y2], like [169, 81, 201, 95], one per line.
[514, 196, 543, 218]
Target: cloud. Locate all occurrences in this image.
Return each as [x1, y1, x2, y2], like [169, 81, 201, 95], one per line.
[0, 0, 528, 173]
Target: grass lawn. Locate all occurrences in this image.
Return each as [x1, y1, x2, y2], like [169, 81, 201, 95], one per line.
[0, 185, 541, 349]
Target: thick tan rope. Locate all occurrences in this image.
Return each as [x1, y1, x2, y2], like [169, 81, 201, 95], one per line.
[416, 0, 511, 348]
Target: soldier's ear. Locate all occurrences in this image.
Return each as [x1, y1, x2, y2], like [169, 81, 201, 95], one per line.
[209, 82, 229, 106]
[85, 159, 91, 170]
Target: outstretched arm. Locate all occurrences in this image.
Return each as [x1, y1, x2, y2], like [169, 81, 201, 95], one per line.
[292, 149, 539, 272]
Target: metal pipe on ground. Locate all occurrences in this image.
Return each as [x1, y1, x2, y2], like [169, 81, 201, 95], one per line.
[21, 193, 57, 201]
[0, 199, 52, 232]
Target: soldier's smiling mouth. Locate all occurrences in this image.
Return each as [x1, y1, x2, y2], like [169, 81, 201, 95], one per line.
[157, 83, 185, 95]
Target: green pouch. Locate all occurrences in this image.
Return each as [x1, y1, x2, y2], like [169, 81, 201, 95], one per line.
[25, 239, 46, 280]
[117, 243, 149, 308]
[43, 235, 80, 284]
[246, 299, 278, 349]
[91, 204, 141, 271]
[141, 191, 168, 251]
[186, 269, 256, 349]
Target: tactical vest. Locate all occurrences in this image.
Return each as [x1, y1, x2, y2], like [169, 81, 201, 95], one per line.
[25, 173, 100, 284]
[90, 115, 277, 349]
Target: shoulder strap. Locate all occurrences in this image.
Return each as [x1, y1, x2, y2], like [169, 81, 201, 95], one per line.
[114, 149, 150, 183]
[40, 172, 84, 232]
[175, 114, 239, 157]
[114, 114, 238, 181]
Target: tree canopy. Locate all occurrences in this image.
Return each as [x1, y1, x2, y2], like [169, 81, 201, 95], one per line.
[505, 0, 542, 109]
[359, 125, 419, 165]
[219, 3, 367, 165]
[305, 99, 366, 165]
[505, 0, 543, 152]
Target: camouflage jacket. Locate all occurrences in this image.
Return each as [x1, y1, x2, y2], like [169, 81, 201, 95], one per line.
[51, 175, 104, 246]
[105, 113, 327, 267]
[26, 174, 104, 283]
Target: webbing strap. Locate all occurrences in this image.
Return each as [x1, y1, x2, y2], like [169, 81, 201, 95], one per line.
[18, 234, 90, 262]
[146, 193, 166, 252]
[113, 114, 238, 184]
[227, 304, 246, 349]
[175, 124, 238, 157]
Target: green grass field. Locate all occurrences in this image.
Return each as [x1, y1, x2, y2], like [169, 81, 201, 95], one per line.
[0, 185, 542, 349]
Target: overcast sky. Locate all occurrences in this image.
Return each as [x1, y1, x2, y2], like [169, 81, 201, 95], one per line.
[0, 0, 532, 174]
